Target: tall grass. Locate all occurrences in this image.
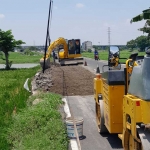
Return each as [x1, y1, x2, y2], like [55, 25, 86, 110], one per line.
[0, 66, 41, 149]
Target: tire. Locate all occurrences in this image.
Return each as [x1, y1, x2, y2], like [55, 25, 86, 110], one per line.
[95, 100, 108, 133]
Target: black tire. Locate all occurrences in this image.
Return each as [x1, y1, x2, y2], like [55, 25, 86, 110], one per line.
[99, 100, 108, 133]
[95, 99, 108, 133]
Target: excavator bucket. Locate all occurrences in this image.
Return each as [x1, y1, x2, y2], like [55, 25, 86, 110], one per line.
[59, 57, 84, 66]
[40, 57, 50, 69]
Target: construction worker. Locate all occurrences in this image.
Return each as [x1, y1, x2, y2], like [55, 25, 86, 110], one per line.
[52, 51, 56, 63]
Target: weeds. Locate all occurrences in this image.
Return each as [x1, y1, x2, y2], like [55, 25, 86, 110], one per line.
[7, 93, 68, 150]
[0, 66, 68, 150]
[0, 66, 40, 149]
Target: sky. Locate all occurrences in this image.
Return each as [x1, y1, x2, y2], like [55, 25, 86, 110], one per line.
[0, 0, 149, 46]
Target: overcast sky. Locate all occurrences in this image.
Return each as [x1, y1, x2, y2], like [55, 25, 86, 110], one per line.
[0, 0, 149, 45]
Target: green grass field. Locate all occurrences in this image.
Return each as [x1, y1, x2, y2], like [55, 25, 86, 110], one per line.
[0, 66, 41, 149]
[82, 50, 145, 63]
[0, 66, 68, 150]
[7, 93, 68, 150]
[0, 52, 43, 64]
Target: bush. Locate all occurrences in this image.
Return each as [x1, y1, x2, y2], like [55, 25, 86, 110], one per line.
[88, 49, 92, 53]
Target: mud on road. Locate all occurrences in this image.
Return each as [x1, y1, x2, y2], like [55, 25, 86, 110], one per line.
[33, 63, 95, 96]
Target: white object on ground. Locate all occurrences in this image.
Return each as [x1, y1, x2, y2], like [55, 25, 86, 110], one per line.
[62, 98, 79, 150]
[70, 140, 79, 150]
[62, 98, 71, 118]
[23, 78, 31, 92]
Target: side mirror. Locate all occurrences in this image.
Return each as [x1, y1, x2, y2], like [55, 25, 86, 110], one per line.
[108, 46, 121, 70]
[109, 46, 120, 58]
[145, 46, 150, 56]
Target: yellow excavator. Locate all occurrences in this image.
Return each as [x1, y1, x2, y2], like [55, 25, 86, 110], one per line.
[40, 37, 83, 68]
[94, 45, 150, 149]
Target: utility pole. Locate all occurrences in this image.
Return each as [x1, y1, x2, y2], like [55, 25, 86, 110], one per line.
[108, 27, 111, 46]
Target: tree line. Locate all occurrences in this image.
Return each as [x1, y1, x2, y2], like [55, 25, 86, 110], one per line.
[127, 35, 150, 52]
[127, 20, 150, 51]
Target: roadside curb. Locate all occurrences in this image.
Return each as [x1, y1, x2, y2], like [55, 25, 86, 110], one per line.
[62, 98, 79, 150]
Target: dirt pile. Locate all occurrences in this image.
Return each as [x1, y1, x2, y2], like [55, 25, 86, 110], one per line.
[33, 63, 95, 96]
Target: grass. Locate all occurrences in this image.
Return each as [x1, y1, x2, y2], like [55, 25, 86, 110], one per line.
[82, 50, 146, 63]
[0, 66, 68, 150]
[0, 52, 43, 64]
[0, 66, 40, 149]
[6, 92, 68, 150]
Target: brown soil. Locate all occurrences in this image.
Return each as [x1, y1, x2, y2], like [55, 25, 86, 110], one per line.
[34, 63, 95, 96]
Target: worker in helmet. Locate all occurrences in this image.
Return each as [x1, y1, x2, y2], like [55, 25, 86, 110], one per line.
[94, 50, 99, 60]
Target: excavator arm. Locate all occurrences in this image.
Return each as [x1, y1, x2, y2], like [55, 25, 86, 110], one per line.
[40, 37, 68, 69]
[42, 37, 68, 59]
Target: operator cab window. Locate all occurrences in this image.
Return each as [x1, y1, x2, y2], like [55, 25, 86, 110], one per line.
[68, 40, 75, 54]
[75, 39, 80, 54]
[68, 39, 80, 54]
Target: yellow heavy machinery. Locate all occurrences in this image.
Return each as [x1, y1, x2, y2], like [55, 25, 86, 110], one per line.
[40, 37, 83, 68]
[94, 46, 150, 149]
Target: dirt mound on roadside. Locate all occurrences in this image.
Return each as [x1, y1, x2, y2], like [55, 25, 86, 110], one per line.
[33, 63, 95, 96]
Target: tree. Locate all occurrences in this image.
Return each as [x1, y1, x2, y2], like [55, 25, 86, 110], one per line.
[24, 48, 31, 55]
[130, 8, 150, 23]
[135, 35, 150, 51]
[0, 29, 25, 69]
[130, 8, 150, 39]
[28, 46, 38, 51]
[88, 49, 92, 52]
[126, 39, 136, 51]
[138, 20, 150, 38]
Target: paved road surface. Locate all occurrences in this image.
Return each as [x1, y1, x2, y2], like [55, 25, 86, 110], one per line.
[83, 57, 125, 73]
[0, 63, 39, 69]
[67, 95, 123, 150]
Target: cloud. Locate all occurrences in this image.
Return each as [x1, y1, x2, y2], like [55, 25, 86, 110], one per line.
[76, 3, 84, 8]
[0, 14, 5, 19]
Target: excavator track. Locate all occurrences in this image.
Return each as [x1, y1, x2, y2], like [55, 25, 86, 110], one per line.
[60, 57, 84, 66]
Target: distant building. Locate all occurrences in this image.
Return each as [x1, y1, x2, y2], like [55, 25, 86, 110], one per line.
[82, 41, 92, 50]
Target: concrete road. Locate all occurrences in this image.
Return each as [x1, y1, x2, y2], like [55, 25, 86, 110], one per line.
[67, 95, 123, 150]
[0, 63, 39, 69]
[83, 57, 125, 74]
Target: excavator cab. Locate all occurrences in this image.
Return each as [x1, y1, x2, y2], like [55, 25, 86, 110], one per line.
[68, 39, 81, 55]
[58, 39, 83, 66]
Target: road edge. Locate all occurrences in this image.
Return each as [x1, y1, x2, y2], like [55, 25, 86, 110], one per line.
[62, 98, 79, 150]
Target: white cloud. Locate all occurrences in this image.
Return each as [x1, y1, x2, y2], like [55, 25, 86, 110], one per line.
[76, 3, 84, 8]
[0, 14, 5, 19]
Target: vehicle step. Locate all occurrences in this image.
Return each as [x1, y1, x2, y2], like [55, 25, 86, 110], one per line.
[118, 134, 123, 140]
